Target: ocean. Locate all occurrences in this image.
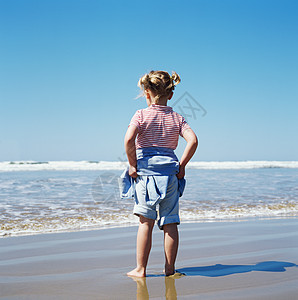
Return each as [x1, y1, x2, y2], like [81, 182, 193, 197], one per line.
[1, 161, 298, 237]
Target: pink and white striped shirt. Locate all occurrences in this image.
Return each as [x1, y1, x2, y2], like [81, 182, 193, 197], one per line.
[129, 104, 191, 150]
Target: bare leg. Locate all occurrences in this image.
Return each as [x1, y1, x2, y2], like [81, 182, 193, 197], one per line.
[163, 223, 179, 276]
[127, 216, 155, 277]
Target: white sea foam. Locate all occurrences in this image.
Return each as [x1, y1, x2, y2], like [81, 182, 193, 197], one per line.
[180, 202, 298, 221]
[0, 161, 128, 172]
[188, 161, 298, 170]
[1, 202, 298, 237]
[0, 160, 298, 172]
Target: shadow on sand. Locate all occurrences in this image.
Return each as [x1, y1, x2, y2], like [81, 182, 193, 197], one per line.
[176, 261, 297, 277]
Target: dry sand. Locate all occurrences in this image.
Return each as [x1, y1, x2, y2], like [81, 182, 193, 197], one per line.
[0, 218, 298, 299]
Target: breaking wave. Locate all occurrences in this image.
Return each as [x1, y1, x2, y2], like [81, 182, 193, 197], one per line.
[1, 160, 298, 172]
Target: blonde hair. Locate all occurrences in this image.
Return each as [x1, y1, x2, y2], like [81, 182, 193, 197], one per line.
[138, 70, 181, 102]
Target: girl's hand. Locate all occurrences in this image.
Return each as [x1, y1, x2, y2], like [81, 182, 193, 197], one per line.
[176, 165, 185, 179]
[129, 165, 138, 178]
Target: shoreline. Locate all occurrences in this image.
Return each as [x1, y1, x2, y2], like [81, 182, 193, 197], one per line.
[2, 215, 298, 239]
[1, 218, 298, 299]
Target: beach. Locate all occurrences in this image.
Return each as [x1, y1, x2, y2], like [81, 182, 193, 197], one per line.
[1, 218, 297, 299]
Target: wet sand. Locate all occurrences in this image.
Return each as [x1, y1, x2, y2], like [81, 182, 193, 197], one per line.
[0, 218, 298, 299]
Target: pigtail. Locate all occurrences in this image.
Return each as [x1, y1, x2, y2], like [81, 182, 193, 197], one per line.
[137, 70, 181, 103]
[171, 71, 181, 86]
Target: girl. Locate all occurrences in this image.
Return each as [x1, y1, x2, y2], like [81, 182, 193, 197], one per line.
[124, 70, 198, 277]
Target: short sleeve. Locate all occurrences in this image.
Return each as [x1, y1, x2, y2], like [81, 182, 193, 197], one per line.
[129, 110, 141, 129]
[180, 116, 191, 136]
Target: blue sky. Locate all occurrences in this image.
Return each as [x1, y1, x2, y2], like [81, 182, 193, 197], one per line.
[0, 0, 297, 161]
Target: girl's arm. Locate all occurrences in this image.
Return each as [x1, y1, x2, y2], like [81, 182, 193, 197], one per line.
[124, 125, 138, 178]
[177, 129, 198, 179]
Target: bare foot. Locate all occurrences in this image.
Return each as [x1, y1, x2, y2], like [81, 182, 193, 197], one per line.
[163, 268, 185, 278]
[164, 266, 175, 276]
[127, 267, 146, 278]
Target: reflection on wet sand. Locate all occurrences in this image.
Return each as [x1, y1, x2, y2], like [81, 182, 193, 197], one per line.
[131, 272, 184, 300]
[132, 277, 149, 300]
[165, 276, 178, 300]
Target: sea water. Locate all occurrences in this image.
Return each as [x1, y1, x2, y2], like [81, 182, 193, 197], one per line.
[0, 161, 298, 237]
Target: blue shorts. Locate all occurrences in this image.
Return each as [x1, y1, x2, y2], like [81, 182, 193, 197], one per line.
[133, 174, 180, 229]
